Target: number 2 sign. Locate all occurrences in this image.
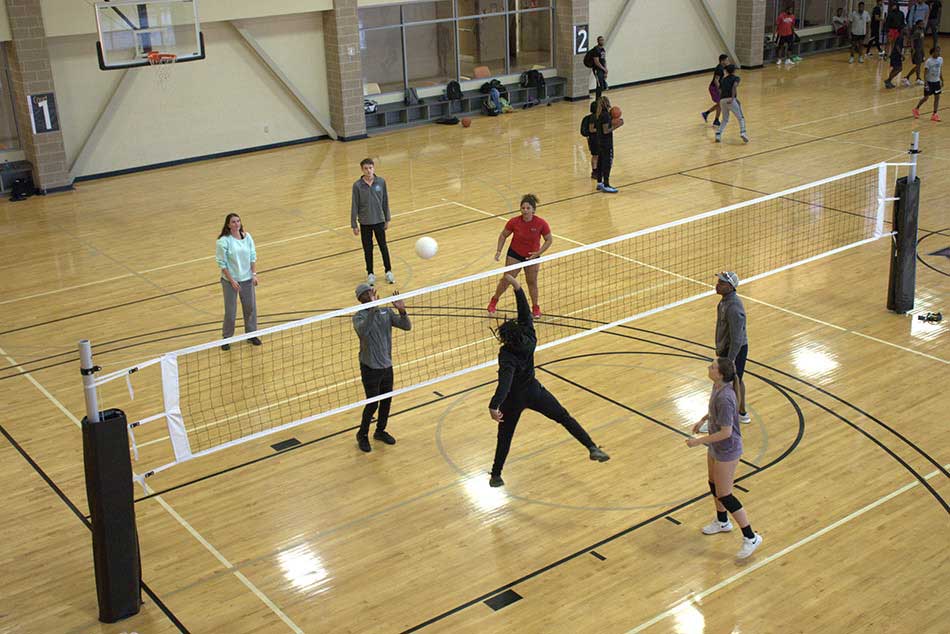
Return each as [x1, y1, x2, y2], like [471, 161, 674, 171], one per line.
[574, 24, 589, 55]
[29, 92, 60, 134]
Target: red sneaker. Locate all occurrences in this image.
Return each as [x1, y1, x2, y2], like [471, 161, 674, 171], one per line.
[912, 107, 920, 119]
[487, 297, 498, 314]
[932, 113, 942, 122]
[531, 305, 541, 318]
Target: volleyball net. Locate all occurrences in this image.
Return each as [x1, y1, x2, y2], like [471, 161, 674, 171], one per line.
[89, 162, 898, 479]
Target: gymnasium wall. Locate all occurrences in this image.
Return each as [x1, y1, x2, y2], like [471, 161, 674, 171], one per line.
[590, 0, 737, 88]
[31, 0, 740, 178]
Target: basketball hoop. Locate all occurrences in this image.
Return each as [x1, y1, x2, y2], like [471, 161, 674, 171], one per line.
[147, 51, 177, 88]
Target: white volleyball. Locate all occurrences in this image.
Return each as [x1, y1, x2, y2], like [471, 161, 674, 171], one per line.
[415, 236, 438, 260]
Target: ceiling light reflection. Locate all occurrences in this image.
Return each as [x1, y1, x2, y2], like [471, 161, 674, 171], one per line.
[672, 598, 706, 634]
[277, 545, 330, 595]
[462, 475, 508, 514]
[791, 343, 839, 379]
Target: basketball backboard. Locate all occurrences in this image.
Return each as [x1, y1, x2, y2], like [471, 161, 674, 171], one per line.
[95, 0, 205, 70]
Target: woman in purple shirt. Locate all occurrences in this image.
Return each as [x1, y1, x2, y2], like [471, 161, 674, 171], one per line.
[686, 357, 762, 559]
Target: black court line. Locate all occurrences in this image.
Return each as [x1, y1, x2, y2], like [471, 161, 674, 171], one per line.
[537, 366, 762, 472]
[589, 551, 607, 561]
[734, 484, 750, 493]
[664, 516, 682, 526]
[433, 391, 445, 397]
[916, 228, 950, 278]
[0, 423, 190, 633]
[5, 100, 940, 340]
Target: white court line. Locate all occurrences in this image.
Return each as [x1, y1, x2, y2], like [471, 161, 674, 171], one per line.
[625, 465, 948, 634]
[0, 347, 304, 633]
[0, 202, 453, 306]
[779, 96, 923, 129]
[451, 202, 948, 365]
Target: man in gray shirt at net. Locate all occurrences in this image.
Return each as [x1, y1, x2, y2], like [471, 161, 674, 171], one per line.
[715, 271, 751, 423]
[352, 282, 411, 453]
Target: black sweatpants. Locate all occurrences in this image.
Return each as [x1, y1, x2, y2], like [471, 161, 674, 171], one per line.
[593, 68, 608, 100]
[491, 380, 595, 477]
[359, 364, 394, 436]
[596, 138, 614, 186]
[360, 222, 392, 275]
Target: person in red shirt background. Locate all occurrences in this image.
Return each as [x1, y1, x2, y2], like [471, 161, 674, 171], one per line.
[488, 193, 552, 318]
[775, 5, 798, 66]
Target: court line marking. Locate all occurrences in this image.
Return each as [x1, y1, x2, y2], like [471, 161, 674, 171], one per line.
[0, 345, 304, 634]
[778, 95, 924, 129]
[451, 201, 948, 366]
[0, 202, 453, 307]
[624, 464, 948, 634]
[781, 129, 950, 162]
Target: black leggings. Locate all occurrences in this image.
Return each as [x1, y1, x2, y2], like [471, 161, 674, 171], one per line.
[360, 222, 392, 275]
[359, 364, 394, 435]
[491, 380, 595, 477]
[597, 138, 614, 186]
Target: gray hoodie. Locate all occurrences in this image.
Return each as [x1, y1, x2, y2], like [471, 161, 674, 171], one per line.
[715, 291, 748, 360]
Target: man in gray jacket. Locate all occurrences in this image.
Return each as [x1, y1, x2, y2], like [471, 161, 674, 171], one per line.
[351, 158, 394, 285]
[353, 282, 411, 452]
[715, 271, 750, 423]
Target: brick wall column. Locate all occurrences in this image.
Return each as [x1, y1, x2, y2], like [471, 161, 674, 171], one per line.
[554, 0, 590, 100]
[4, 0, 71, 191]
[323, 0, 366, 141]
[736, 0, 766, 67]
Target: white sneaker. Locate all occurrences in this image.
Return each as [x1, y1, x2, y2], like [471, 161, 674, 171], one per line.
[776, 59, 782, 65]
[849, 56, 854, 63]
[737, 533, 763, 559]
[739, 412, 752, 424]
[740, 133, 750, 143]
[902, 78, 911, 87]
[702, 519, 734, 535]
[385, 270, 395, 284]
[859, 55, 865, 63]
[714, 135, 721, 143]
[916, 79, 925, 86]
[367, 273, 376, 285]
[785, 58, 795, 65]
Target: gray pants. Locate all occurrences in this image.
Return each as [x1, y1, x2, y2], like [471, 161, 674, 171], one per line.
[718, 97, 746, 136]
[221, 278, 257, 338]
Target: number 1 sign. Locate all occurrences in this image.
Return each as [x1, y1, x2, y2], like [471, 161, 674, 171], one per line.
[29, 92, 60, 134]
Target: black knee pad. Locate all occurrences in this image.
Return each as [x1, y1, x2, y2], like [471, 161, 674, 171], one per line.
[708, 481, 717, 497]
[717, 493, 743, 513]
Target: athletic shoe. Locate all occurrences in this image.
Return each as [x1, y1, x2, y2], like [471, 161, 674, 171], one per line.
[701, 519, 733, 535]
[792, 55, 802, 62]
[596, 182, 605, 191]
[714, 135, 722, 143]
[385, 270, 395, 284]
[916, 79, 925, 86]
[357, 434, 371, 453]
[849, 56, 854, 63]
[701, 111, 710, 122]
[221, 344, 230, 351]
[741, 133, 750, 143]
[859, 55, 865, 63]
[248, 337, 262, 346]
[602, 185, 618, 193]
[902, 77, 911, 87]
[913, 107, 920, 118]
[367, 273, 376, 285]
[884, 80, 895, 88]
[373, 430, 396, 445]
[589, 446, 611, 462]
[739, 411, 752, 424]
[713, 119, 720, 127]
[487, 296, 498, 315]
[784, 59, 795, 65]
[532, 305, 541, 318]
[932, 113, 942, 122]
[776, 59, 782, 65]
[489, 474, 505, 487]
[737, 533, 763, 559]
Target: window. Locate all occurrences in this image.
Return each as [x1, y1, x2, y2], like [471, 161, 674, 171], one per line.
[359, 0, 554, 95]
[0, 49, 20, 151]
[803, 0, 830, 27]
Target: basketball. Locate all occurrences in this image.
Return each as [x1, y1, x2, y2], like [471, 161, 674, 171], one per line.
[610, 106, 622, 119]
[415, 236, 439, 259]
[461, 117, 472, 128]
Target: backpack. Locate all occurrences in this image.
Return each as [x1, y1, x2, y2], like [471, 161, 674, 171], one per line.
[482, 98, 499, 116]
[519, 71, 530, 87]
[435, 116, 460, 125]
[580, 114, 592, 137]
[583, 49, 596, 68]
[526, 70, 546, 99]
[445, 80, 462, 100]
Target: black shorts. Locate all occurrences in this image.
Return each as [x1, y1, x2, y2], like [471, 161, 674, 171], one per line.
[890, 57, 903, 71]
[587, 135, 599, 156]
[851, 34, 865, 45]
[506, 247, 528, 262]
[734, 344, 748, 380]
[779, 34, 794, 46]
[925, 81, 942, 95]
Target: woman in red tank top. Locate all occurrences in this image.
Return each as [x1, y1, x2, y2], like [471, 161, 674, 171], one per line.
[487, 194, 553, 318]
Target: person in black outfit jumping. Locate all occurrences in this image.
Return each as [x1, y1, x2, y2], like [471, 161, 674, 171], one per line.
[487, 274, 610, 487]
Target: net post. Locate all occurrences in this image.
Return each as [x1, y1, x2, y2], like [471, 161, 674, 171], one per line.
[886, 133, 921, 314]
[80, 340, 142, 623]
[875, 163, 887, 238]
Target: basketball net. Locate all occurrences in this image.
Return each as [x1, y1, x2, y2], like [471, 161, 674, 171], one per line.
[147, 51, 177, 90]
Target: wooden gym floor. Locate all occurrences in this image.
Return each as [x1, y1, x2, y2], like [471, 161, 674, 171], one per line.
[1, 49, 948, 633]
